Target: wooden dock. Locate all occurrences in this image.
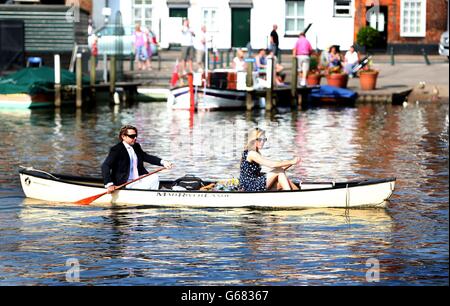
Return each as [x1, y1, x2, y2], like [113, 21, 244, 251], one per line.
[248, 86, 319, 109]
[354, 86, 413, 104]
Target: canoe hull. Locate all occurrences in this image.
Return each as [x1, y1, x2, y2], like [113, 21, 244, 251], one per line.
[19, 169, 395, 209]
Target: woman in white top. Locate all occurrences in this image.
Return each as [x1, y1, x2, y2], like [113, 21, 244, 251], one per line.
[344, 45, 360, 77]
[232, 49, 247, 71]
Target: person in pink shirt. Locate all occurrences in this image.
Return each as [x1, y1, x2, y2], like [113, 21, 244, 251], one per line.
[133, 23, 148, 71]
[293, 32, 313, 86]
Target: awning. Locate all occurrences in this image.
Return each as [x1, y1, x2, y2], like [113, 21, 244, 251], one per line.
[229, 0, 253, 8]
[166, 0, 190, 8]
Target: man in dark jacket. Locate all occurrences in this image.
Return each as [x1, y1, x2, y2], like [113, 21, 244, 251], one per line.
[101, 125, 173, 192]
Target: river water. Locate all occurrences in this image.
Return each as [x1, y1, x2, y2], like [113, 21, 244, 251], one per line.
[0, 101, 448, 285]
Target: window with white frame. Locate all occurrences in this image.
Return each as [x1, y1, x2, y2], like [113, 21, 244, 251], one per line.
[202, 8, 218, 32]
[285, 0, 305, 35]
[133, 0, 153, 29]
[400, 0, 426, 37]
[334, 0, 352, 17]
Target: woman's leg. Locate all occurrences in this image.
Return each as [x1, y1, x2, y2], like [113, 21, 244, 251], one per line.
[266, 172, 279, 190]
[267, 171, 291, 190]
[277, 172, 292, 190]
[288, 179, 299, 190]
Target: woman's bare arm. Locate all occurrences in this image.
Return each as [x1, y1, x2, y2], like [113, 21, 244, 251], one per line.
[248, 151, 298, 169]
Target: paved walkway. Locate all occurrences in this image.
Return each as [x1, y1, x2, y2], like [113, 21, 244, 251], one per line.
[295, 54, 449, 100]
[366, 56, 449, 100]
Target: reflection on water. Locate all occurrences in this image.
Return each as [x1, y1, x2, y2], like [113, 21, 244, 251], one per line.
[5, 202, 394, 285]
[0, 101, 448, 285]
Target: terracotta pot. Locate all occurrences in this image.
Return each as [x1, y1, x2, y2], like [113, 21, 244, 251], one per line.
[307, 73, 321, 85]
[359, 70, 379, 90]
[326, 73, 348, 88]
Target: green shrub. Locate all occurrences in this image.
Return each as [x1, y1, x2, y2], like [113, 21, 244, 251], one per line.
[309, 55, 318, 71]
[356, 26, 381, 50]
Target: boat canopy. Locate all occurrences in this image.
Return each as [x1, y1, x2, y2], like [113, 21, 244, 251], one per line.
[0, 67, 89, 95]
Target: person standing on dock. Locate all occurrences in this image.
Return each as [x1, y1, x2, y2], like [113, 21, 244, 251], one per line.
[180, 19, 195, 75]
[269, 24, 279, 59]
[133, 23, 148, 71]
[194, 25, 207, 73]
[102, 125, 173, 192]
[143, 26, 153, 71]
[293, 32, 313, 87]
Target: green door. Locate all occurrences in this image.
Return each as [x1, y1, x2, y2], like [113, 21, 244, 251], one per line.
[231, 8, 250, 48]
[169, 8, 188, 18]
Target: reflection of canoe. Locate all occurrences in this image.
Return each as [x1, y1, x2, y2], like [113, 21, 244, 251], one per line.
[20, 168, 396, 208]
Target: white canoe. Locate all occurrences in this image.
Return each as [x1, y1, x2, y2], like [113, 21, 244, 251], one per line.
[19, 168, 396, 209]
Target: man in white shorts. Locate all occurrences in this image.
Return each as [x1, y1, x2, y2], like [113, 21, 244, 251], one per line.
[293, 32, 313, 87]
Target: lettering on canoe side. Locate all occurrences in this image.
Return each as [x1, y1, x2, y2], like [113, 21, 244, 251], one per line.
[24, 177, 50, 188]
[156, 192, 230, 198]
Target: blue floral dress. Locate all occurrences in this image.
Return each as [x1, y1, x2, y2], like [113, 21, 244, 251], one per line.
[239, 150, 266, 191]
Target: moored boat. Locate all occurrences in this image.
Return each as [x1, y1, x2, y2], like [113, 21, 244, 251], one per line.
[167, 85, 248, 110]
[168, 69, 262, 110]
[0, 67, 89, 109]
[19, 167, 396, 209]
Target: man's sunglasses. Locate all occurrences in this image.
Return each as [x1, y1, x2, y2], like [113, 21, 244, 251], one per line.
[125, 134, 138, 139]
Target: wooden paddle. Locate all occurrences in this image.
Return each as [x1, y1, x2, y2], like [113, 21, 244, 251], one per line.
[75, 167, 166, 205]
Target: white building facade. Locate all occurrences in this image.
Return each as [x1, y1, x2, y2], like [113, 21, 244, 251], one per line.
[94, 0, 355, 51]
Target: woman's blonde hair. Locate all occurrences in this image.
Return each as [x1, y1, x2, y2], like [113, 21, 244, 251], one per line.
[245, 127, 265, 152]
[135, 23, 141, 32]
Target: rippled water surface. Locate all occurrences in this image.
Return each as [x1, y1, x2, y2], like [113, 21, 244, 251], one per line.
[0, 101, 448, 285]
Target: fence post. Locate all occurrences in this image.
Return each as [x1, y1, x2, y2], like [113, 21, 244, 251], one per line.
[422, 48, 431, 65]
[291, 55, 298, 108]
[110, 55, 116, 95]
[90, 55, 96, 97]
[76, 53, 82, 108]
[130, 53, 134, 71]
[265, 57, 274, 111]
[54, 54, 61, 107]
[390, 46, 395, 66]
[246, 61, 254, 111]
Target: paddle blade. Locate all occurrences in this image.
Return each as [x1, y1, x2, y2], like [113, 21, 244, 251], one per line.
[75, 191, 107, 205]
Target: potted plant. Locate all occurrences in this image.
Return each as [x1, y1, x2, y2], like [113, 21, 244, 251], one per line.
[358, 58, 379, 90]
[307, 54, 321, 85]
[325, 66, 348, 88]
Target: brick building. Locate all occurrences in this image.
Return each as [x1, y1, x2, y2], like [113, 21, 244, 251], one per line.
[354, 0, 449, 54]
